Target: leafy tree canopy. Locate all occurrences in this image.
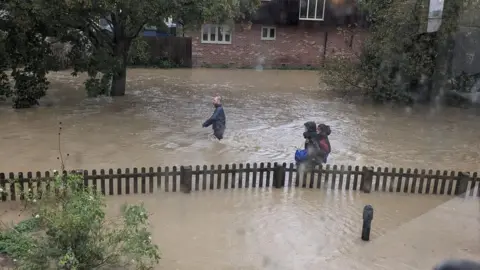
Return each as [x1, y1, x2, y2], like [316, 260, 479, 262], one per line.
[324, 0, 480, 106]
[0, 0, 261, 107]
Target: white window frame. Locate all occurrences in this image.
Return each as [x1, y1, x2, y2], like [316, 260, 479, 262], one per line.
[261, 26, 276, 40]
[201, 24, 232, 44]
[299, 0, 326, 21]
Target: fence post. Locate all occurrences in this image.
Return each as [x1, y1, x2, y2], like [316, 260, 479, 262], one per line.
[361, 166, 374, 193]
[455, 172, 469, 196]
[0, 173, 6, 202]
[180, 166, 192, 194]
[361, 205, 374, 241]
[273, 164, 285, 189]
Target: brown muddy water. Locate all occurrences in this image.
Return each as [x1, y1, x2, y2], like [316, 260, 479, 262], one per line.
[0, 69, 479, 269]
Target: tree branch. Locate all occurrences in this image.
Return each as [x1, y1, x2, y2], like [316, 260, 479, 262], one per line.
[127, 21, 147, 40]
[85, 19, 114, 49]
[337, 72, 364, 90]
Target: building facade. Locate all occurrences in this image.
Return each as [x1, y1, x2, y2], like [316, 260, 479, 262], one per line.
[187, 0, 367, 68]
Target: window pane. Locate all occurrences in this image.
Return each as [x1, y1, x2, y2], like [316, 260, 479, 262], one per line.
[223, 25, 231, 42]
[299, 0, 307, 18]
[210, 25, 217, 41]
[223, 25, 231, 35]
[262, 28, 268, 38]
[316, 0, 325, 19]
[308, 0, 316, 18]
[269, 28, 275, 38]
[218, 26, 223, 41]
[202, 25, 209, 41]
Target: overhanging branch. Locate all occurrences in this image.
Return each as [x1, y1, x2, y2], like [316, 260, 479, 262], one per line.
[127, 21, 147, 40]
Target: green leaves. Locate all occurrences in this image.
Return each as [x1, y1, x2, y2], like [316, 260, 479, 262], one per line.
[172, 0, 260, 28]
[1, 0, 261, 101]
[325, 0, 470, 105]
[0, 0, 66, 108]
[0, 173, 160, 270]
[0, 218, 40, 258]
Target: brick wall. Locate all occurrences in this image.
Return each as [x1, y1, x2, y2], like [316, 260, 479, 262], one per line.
[187, 24, 367, 68]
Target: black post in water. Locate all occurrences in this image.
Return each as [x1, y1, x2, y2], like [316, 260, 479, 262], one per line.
[361, 205, 374, 241]
[433, 259, 480, 270]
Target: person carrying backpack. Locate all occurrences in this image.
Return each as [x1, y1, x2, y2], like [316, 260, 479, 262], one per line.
[295, 122, 331, 166]
[302, 121, 323, 164]
[317, 124, 332, 163]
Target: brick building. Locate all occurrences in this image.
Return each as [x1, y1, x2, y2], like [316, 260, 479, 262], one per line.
[187, 0, 367, 68]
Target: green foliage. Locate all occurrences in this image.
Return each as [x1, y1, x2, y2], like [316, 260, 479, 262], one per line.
[324, 0, 470, 105]
[50, 0, 260, 96]
[128, 38, 151, 66]
[0, 218, 41, 257]
[85, 72, 113, 97]
[0, 0, 71, 108]
[0, 0, 260, 102]
[0, 172, 160, 270]
[0, 72, 12, 101]
[127, 38, 178, 68]
[10, 70, 50, 108]
[0, 35, 12, 100]
[173, 0, 261, 28]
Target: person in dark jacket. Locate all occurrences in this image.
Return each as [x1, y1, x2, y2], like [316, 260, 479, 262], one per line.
[202, 96, 226, 140]
[303, 121, 322, 164]
[317, 123, 332, 163]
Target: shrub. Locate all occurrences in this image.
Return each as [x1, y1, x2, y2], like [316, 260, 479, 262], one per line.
[323, 0, 465, 105]
[0, 172, 160, 270]
[127, 38, 179, 69]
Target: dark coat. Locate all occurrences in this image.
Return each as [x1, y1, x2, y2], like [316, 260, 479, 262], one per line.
[203, 104, 226, 139]
[303, 121, 323, 161]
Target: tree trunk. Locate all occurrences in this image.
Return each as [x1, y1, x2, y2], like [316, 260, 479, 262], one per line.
[429, 0, 460, 101]
[110, 39, 131, 96]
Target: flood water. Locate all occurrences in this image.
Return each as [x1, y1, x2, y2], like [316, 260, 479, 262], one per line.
[2, 189, 478, 270]
[0, 69, 479, 269]
[1, 69, 480, 172]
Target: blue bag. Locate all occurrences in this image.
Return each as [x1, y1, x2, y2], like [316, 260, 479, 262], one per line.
[295, 149, 308, 162]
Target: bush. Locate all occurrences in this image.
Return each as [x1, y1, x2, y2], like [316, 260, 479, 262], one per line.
[0, 71, 12, 101]
[84, 72, 112, 97]
[11, 70, 49, 108]
[127, 38, 178, 69]
[323, 0, 464, 105]
[0, 172, 160, 270]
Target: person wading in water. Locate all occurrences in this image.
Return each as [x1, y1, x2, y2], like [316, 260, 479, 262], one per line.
[202, 96, 226, 140]
[302, 121, 323, 165]
[317, 124, 332, 163]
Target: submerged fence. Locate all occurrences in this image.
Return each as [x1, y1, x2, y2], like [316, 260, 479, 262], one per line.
[0, 163, 479, 201]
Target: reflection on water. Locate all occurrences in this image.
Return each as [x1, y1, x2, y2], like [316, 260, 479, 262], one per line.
[0, 68, 478, 270]
[0, 69, 479, 173]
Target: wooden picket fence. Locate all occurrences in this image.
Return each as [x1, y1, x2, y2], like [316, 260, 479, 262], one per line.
[0, 162, 479, 201]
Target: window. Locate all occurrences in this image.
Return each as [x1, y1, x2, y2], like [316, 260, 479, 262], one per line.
[299, 0, 326, 21]
[201, 24, 232, 44]
[261, 26, 276, 40]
